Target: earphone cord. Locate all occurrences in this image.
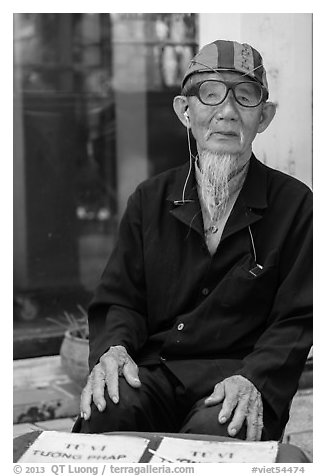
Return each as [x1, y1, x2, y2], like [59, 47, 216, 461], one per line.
[248, 225, 257, 263]
[181, 122, 195, 202]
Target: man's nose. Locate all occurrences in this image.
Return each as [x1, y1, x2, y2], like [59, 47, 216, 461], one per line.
[214, 90, 239, 121]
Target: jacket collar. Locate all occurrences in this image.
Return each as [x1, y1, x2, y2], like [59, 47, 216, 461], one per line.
[167, 153, 269, 238]
[239, 153, 268, 210]
[167, 160, 203, 235]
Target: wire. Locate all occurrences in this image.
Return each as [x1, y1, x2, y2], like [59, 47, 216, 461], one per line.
[181, 124, 194, 203]
[190, 60, 264, 79]
[174, 121, 195, 205]
[248, 225, 257, 263]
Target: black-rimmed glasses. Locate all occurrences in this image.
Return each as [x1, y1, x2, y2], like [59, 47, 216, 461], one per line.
[183, 79, 267, 108]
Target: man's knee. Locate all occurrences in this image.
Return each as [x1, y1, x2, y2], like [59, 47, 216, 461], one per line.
[77, 398, 131, 433]
[180, 399, 247, 439]
[77, 379, 148, 433]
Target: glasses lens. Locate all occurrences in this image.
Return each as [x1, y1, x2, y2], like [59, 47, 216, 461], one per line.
[234, 82, 262, 107]
[197, 81, 263, 107]
[199, 81, 227, 105]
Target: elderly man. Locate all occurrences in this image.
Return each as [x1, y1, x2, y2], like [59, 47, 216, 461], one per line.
[73, 40, 312, 441]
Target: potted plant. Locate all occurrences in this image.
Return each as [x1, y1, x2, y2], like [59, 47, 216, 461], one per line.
[47, 305, 89, 389]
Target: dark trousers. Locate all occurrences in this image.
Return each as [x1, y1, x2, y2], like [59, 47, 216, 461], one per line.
[72, 361, 283, 440]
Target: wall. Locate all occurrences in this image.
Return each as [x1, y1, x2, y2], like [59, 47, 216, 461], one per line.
[199, 13, 312, 188]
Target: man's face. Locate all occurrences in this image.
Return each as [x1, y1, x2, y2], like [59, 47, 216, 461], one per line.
[185, 71, 266, 159]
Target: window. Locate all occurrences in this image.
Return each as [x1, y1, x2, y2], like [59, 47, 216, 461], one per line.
[13, 13, 198, 357]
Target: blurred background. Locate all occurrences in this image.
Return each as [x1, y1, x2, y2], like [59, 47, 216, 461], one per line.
[13, 13, 312, 360]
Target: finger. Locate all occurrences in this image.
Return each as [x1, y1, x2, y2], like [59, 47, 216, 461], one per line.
[103, 357, 120, 404]
[218, 388, 239, 424]
[122, 358, 141, 388]
[80, 376, 93, 420]
[256, 403, 264, 441]
[205, 381, 225, 406]
[246, 406, 260, 441]
[245, 396, 263, 441]
[227, 397, 248, 437]
[245, 393, 263, 441]
[92, 365, 107, 411]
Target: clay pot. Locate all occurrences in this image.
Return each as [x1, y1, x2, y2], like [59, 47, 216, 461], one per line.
[60, 330, 89, 388]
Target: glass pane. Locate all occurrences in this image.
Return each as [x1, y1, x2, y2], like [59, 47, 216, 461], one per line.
[13, 13, 198, 358]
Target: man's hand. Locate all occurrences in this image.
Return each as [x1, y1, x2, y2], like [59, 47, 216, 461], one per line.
[80, 345, 141, 420]
[205, 375, 263, 441]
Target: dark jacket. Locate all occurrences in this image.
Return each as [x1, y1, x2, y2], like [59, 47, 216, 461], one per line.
[88, 154, 312, 432]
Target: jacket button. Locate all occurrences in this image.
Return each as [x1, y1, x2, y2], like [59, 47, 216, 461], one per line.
[177, 323, 184, 331]
[202, 288, 209, 296]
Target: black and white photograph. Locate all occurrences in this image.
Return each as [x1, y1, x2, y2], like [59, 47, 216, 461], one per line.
[11, 9, 314, 470]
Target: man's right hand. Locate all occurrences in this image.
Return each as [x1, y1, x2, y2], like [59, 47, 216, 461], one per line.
[80, 345, 141, 420]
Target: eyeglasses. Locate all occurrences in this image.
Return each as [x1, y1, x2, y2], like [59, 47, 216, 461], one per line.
[183, 79, 267, 108]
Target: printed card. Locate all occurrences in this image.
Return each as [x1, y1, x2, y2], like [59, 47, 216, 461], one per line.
[18, 431, 150, 463]
[149, 437, 278, 463]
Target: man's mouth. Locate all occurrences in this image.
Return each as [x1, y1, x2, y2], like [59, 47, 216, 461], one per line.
[204, 128, 242, 141]
[210, 131, 239, 139]
[213, 131, 238, 136]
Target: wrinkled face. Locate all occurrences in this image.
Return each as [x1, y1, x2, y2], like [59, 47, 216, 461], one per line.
[185, 71, 266, 159]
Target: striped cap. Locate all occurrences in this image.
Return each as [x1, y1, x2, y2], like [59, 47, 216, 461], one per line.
[182, 40, 269, 97]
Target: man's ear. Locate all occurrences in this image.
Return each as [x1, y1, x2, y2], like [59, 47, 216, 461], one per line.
[257, 101, 277, 134]
[173, 95, 190, 128]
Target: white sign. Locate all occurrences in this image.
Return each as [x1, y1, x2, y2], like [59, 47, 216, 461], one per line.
[150, 437, 279, 463]
[18, 431, 150, 463]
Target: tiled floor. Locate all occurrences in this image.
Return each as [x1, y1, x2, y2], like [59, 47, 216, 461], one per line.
[13, 418, 76, 438]
[13, 356, 80, 424]
[13, 356, 313, 460]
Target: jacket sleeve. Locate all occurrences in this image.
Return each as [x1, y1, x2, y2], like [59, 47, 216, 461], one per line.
[87, 188, 148, 371]
[238, 189, 312, 419]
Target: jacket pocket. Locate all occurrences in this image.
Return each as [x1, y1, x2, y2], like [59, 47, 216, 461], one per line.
[219, 252, 279, 315]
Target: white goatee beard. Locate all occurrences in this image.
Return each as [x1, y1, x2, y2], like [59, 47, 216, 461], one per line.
[198, 151, 240, 222]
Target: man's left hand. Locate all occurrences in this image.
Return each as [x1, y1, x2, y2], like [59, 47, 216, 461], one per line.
[205, 375, 263, 441]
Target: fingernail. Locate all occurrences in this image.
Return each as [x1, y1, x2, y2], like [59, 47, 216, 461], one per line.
[229, 428, 236, 435]
[112, 396, 119, 404]
[80, 412, 83, 418]
[220, 416, 226, 423]
[97, 404, 102, 411]
[83, 412, 88, 420]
